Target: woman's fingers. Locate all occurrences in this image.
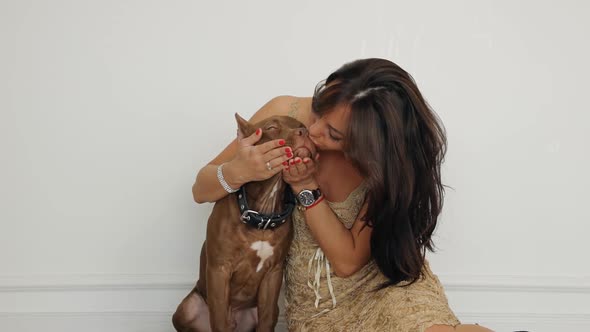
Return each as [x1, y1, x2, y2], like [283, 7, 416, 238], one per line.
[257, 138, 289, 155]
[282, 156, 318, 188]
[254, 136, 292, 172]
[295, 157, 315, 177]
[263, 145, 292, 163]
[260, 143, 292, 177]
[235, 127, 294, 177]
[238, 128, 262, 146]
[288, 157, 311, 177]
[265, 155, 289, 175]
[287, 158, 299, 176]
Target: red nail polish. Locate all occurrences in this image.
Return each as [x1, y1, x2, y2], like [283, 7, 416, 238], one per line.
[290, 159, 295, 165]
[282, 161, 288, 166]
[278, 139, 285, 146]
[286, 167, 290, 170]
[296, 159, 301, 164]
[285, 148, 291, 153]
[287, 153, 293, 158]
[256, 128, 261, 135]
[303, 158, 309, 164]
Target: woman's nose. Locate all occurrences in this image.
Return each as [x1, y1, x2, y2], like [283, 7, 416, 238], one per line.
[307, 122, 320, 137]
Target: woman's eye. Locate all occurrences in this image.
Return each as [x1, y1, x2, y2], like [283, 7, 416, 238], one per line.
[329, 134, 342, 142]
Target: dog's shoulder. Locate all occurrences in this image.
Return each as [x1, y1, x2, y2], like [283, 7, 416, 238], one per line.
[265, 95, 313, 126]
[250, 95, 313, 127]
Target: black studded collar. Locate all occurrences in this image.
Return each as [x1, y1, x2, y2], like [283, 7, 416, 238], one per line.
[236, 185, 296, 230]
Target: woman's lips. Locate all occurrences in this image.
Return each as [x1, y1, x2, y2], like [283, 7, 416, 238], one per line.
[309, 136, 317, 145]
[309, 136, 321, 149]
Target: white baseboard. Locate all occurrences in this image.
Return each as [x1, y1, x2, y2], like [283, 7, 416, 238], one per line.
[0, 273, 588, 332]
[2, 273, 587, 292]
[0, 312, 175, 332]
[0, 311, 588, 332]
[440, 274, 590, 293]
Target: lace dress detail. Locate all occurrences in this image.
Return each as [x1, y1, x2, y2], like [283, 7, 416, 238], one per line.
[284, 182, 460, 332]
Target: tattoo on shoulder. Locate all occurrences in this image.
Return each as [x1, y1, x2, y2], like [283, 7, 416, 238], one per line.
[287, 100, 299, 120]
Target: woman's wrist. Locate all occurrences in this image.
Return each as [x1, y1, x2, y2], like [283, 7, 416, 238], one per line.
[290, 180, 320, 194]
[222, 160, 248, 189]
[304, 195, 325, 210]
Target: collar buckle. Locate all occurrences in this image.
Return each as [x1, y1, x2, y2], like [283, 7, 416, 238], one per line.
[240, 209, 259, 223]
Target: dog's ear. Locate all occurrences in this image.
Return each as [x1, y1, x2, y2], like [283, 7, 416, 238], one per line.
[235, 113, 254, 139]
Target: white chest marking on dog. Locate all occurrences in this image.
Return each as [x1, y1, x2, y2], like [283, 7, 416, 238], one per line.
[268, 181, 280, 200]
[250, 241, 274, 272]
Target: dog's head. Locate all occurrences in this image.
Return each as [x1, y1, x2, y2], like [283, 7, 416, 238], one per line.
[234, 113, 317, 215]
[235, 113, 316, 160]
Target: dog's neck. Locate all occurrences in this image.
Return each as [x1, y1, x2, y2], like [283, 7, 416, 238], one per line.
[243, 174, 288, 215]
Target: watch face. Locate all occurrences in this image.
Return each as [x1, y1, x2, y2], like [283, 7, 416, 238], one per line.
[297, 190, 315, 207]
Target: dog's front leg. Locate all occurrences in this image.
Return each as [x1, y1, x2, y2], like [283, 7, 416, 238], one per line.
[256, 264, 284, 332]
[206, 266, 232, 332]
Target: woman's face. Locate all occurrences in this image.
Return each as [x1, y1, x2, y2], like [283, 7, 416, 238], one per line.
[308, 103, 350, 152]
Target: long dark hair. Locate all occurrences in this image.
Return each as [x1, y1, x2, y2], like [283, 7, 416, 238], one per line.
[312, 58, 448, 289]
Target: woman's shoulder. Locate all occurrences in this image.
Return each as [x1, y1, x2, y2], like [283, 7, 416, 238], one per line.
[259, 95, 313, 126]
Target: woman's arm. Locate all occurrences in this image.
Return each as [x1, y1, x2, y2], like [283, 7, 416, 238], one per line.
[285, 159, 372, 278]
[192, 96, 298, 203]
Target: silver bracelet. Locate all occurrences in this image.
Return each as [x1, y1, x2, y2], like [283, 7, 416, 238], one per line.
[217, 163, 239, 193]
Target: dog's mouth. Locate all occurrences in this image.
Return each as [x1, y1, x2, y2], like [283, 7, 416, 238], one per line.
[293, 147, 312, 159]
[290, 135, 317, 160]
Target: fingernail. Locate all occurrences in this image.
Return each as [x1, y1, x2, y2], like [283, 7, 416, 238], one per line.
[287, 153, 293, 158]
[256, 128, 261, 135]
[290, 159, 296, 165]
[303, 158, 309, 164]
[278, 139, 285, 146]
[285, 147, 291, 153]
[286, 167, 290, 170]
[295, 158, 301, 164]
[282, 161, 288, 166]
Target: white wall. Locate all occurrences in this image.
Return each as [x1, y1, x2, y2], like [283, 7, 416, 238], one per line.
[1, 0, 589, 331]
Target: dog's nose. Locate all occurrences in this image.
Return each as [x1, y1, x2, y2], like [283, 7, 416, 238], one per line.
[295, 127, 308, 137]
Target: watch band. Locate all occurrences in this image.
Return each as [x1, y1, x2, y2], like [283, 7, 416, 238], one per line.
[304, 195, 325, 210]
[296, 188, 322, 209]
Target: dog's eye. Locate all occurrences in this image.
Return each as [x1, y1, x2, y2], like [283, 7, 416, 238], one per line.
[265, 126, 278, 131]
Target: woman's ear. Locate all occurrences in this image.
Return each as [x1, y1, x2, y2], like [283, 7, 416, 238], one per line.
[235, 113, 254, 139]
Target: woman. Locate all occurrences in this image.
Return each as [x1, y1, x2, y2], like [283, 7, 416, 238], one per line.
[192, 58, 491, 332]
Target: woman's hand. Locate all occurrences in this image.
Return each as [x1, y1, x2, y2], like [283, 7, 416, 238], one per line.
[227, 128, 293, 185]
[282, 154, 320, 193]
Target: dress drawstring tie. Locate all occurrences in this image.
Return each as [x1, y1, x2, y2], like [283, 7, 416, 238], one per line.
[307, 247, 337, 317]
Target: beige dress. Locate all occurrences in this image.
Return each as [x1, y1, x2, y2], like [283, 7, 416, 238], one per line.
[284, 182, 460, 332]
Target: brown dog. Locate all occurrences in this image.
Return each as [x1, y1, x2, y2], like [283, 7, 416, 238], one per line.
[173, 114, 316, 332]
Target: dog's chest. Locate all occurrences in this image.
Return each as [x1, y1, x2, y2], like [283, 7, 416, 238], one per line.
[249, 240, 274, 273]
[229, 225, 291, 276]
